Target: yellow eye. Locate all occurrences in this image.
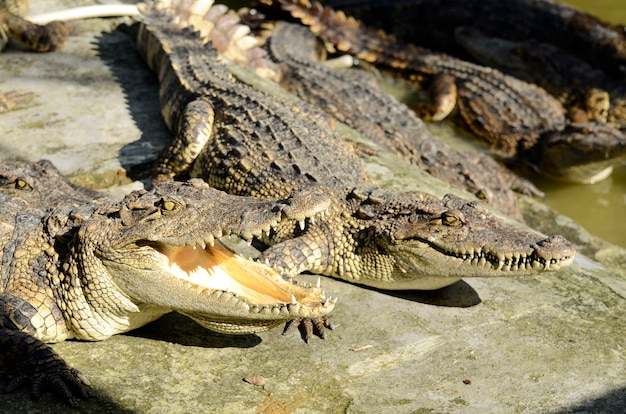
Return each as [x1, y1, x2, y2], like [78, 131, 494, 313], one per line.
[16, 179, 32, 190]
[442, 211, 464, 227]
[161, 200, 176, 211]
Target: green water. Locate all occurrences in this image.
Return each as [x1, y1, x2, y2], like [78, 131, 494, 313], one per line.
[563, 0, 626, 24]
[539, 0, 626, 248]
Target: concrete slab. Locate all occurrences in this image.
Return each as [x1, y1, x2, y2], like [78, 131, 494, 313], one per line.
[1, 2, 625, 413]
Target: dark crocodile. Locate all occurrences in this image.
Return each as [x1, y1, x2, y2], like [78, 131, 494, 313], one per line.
[141, 0, 575, 298]
[245, 19, 542, 220]
[454, 26, 626, 129]
[0, 159, 335, 406]
[323, 0, 626, 78]
[263, 0, 626, 183]
[0, 8, 68, 52]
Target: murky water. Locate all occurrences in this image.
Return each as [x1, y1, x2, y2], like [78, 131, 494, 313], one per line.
[563, 0, 626, 24]
[537, 0, 626, 248]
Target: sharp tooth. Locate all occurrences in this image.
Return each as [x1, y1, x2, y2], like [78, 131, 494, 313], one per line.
[324, 298, 330, 307]
[316, 277, 321, 288]
[192, 245, 197, 250]
[200, 242, 206, 250]
[299, 220, 306, 230]
[291, 294, 297, 304]
[310, 216, 315, 225]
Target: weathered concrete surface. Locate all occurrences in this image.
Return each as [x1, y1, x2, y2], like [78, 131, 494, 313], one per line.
[1, 2, 626, 413]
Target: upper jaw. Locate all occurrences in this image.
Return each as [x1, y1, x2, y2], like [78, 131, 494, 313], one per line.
[112, 238, 336, 330]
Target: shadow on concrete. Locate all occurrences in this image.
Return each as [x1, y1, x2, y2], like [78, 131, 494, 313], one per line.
[553, 386, 626, 414]
[94, 24, 172, 183]
[369, 279, 482, 308]
[0, 379, 137, 414]
[125, 312, 263, 348]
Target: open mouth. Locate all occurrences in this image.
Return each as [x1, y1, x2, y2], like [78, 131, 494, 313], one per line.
[158, 239, 332, 307]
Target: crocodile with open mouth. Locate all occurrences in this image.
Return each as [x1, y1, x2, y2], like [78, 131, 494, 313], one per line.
[0, 160, 335, 406]
[141, 0, 575, 299]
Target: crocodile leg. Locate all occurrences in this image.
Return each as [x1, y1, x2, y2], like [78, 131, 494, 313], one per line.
[0, 293, 89, 406]
[0, 11, 68, 52]
[258, 225, 333, 279]
[413, 73, 457, 122]
[153, 98, 216, 182]
[0, 330, 89, 407]
[257, 225, 337, 341]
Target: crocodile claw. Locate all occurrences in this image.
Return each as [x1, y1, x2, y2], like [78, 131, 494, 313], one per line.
[283, 316, 335, 343]
[6, 365, 89, 407]
[3, 331, 90, 407]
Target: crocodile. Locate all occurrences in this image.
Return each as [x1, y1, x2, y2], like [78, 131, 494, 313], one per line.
[454, 26, 626, 129]
[0, 160, 335, 405]
[262, 0, 626, 184]
[0, 8, 68, 52]
[322, 0, 626, 78]
[241, 19, 542, 220]
[140, 0, 575, 298]
[0, 159, 105, 207]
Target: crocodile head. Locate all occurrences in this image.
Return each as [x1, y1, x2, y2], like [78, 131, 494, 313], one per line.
[65, 179, 334, 339]
[347, 190, 575, 290]
[0, 159, 104, 207]
[535, 122, 626, 184]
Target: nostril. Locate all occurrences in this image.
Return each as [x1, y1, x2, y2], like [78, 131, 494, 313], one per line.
[534, 235, 576, 259]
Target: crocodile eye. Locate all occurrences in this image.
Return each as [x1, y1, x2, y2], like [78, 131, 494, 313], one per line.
[16, 179, 32, 190]
[442, 210, 464, 227]
[160, 199, 177, 211]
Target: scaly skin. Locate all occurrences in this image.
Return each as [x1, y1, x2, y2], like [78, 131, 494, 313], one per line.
[0, 9, 68, 52]
[263, 0, 626, 183]
[324, 0, 626, 78]
[455, 27, 626, 130]
[255, 20, 542, 220]
[0, 159, 105, 207]
[0, 160, 335, 406]
[141, 0, 575, 294]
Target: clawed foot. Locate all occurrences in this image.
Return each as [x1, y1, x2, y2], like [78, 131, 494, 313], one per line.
[2, 331, 90, 407]
[6, 365, 89, 407]
[283, 316, 335, 343]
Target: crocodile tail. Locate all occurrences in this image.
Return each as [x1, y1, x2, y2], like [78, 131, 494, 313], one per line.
[139, 0, 279, 80]
[260, 0, 398, 64]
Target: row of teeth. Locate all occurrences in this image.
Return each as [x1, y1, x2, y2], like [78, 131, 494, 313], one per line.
[185, 209, 329, 250]
[452, 251, 570, 271]
[183, 212, 323, 249]
[452, 251, 534, 270]
[247, 297, 337, 316]
[294, 207, 329, 231]
[194, 288, 336, 316]
[205, 287, 336, 308]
